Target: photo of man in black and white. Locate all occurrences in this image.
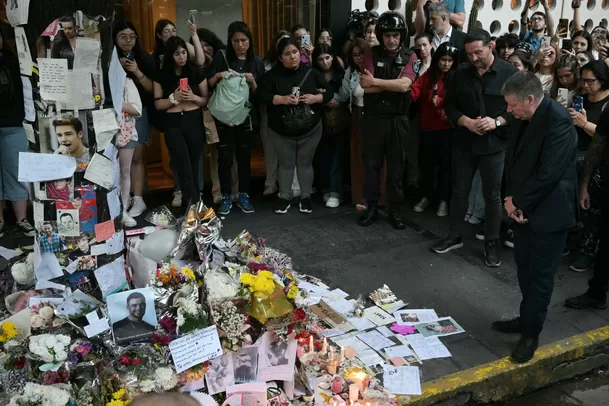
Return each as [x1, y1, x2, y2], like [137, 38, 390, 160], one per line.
[231, 346, 258, 384]
[266, 340, 289, 366]
[108, 289, 157, 344]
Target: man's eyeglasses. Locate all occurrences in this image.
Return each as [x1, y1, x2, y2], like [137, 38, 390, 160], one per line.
[119, 34, 137, 42]
[580, 78, 598, 86]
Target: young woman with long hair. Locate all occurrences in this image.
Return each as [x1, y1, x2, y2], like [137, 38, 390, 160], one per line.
[552, 55, 580, 106]
[152, 19, 205, 69]
[535, 43, 560, 94]
[508, 50, 535, 72]
[207, 21, 264, 215]
[410, 42, 459, 217]
[154, 37, 209, 211]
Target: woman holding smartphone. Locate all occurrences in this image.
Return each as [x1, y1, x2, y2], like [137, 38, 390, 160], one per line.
[154, 37, 209, 211]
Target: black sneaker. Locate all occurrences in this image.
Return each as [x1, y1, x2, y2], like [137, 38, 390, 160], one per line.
[485, 239, 501, 267]
[432, 235, 463, 254]
[274, 199, 291, 214]
[569, 253, 595, 272]
[562, 246, 571, 256]
[17, 219, 36, 237]
[504, 227, 514, 248]
[564, 294, 607, 309]
[0, 221, 5, 238]
[476, 227, 485, 241]
[388, 206, 406, 230]
[491, 317, 521, 334]
[299, 198, 312, 214]
[511, 335, 539, 363]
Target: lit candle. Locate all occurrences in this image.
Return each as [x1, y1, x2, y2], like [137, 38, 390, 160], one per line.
[309, 335, 314, 354]
[327, 360, 337, 375]
[322, 337, 327, 355]
[339, 347, 344, 363]
[349, 384, 359, 402]
[329, 346, 334, 361]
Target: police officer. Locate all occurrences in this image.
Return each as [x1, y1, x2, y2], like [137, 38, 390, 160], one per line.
[358, 11, 419, 229]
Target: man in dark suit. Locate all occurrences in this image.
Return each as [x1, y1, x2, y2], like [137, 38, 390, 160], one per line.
[113, 292, 155, 343]
[427, 2, 468, 64]
[492, 71, 578, 363]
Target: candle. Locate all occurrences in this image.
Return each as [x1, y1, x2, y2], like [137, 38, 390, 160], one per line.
[309, 335, 314, 354]
[349, 384, 359, 402]
[327, 360, 337, 375]
[329, 346, 334, 361]
[322, 337, 327, 355]
[339, 347, 344, 363]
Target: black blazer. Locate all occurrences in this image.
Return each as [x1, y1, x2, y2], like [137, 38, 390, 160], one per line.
[506, 97, 579, 233]
[449, 29, 468, 65]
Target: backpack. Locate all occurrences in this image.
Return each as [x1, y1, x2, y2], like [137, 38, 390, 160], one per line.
[0, 63, 16, 107]
[208, 51, 251, 126]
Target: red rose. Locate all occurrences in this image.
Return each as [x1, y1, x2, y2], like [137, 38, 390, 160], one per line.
[131, 357, 141, 365]
[119, 355, 131, 366]
[13, 357, 26, 368]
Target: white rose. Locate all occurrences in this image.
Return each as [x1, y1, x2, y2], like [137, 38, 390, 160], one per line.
[43, 335, 55, 348]
[42, 353, 54, 363]
[31, 315, 45, 329]
[139, 379, 156, 393]
[53, 342, 66, 353]
[38, 306, 55, 321]
[55, 350, 67, 361]
[58, 335, 71, 346]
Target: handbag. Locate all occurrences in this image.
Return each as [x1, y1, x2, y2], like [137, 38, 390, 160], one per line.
[323, 104, 351, 135]
[281, 69, 316, 136]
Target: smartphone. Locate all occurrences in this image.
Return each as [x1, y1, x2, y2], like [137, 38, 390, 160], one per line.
[560, 38, 572, 51]
[301, 34, 311, 47]
[558, 18, 569, 38]
[291, 86, 300, 98]
[189, 10, 197, 24]
[179, 78, 188, 90]
[542, 36, 552, 47]
[573, 96, 584, 112]
[558, 88, 569, 108]
[127, 52, 135, 61]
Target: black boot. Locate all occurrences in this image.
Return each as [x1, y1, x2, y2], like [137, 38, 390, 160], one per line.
[388, 204, 406, 230]
[357, 201, 378, 227]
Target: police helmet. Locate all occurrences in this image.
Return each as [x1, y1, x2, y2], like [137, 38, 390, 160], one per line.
[375, 11, 408, 45]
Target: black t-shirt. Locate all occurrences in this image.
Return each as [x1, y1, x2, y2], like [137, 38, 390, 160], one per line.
[158, 66, 206, 99]
[578, 95, 609, 151]
[0, 52, 24, 127]
[596, 105, 609, 168]
[127, 51, 158, 111]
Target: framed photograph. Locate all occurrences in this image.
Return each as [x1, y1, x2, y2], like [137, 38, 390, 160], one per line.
[107, 288, 157, 344]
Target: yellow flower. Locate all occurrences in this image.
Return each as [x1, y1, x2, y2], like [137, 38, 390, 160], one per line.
[112, 388, 126, 400]
[287, 285, 299, 299]
[257, 270, 273, 280]
[106, 400, 124, 406]
[0, 322, 18, 342]
[180, 266, 195, 281]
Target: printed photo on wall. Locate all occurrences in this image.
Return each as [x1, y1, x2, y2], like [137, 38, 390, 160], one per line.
[57, 209, 80, 237]
[45, 177, 74, 201]
[66, 270, 97, 294]
[56, 186, 98, 234]
[107, 288, 157, 345]
[67, 233, 96, 261]
[38, 221, 67, 253]
[206, 354, 235, 395]
[52, 115, 91, 173]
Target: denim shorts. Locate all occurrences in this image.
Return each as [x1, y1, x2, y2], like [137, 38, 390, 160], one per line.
[0, 126, 29, 201]
[136, 107, 149, 145]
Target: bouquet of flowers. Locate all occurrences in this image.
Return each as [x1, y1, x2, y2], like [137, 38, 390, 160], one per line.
[67, 339, 93, 364]
[30, 303, 66, 330]
[153, 366, 179, 391]
[8, 382, 71, 406]
[176, 298, 209, 334]
[28, 334, 71, 364]
[76, 256, 97, 272]
[106, 388, 130, 406]
[0, 321, 19, 346]
[212, 301, 252, 351]
[154, 262, 196, 289]
[41, 369, 70, 385]
[10, 253, 35, 286]
[240, 271, 294, 324]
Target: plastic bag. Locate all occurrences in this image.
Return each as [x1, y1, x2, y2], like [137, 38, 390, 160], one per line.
[248, 286, 293, 324]
[145, 206, 177, 229]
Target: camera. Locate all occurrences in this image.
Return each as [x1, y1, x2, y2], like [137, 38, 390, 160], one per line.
[347, 9, 379, 38]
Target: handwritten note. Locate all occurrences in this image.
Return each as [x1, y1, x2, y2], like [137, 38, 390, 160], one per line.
[39, 58, 68, 101]
[94, 220, 116, 242]
[106, 231, 125, 255]
[109, 47, 126, 116]
[15, 27, 32, 76]
[84, 153, 114, 190]
[90, 243, 108, 256]
[94, 256, 127, 299]
[84, 317, 110, 338]
[169, 326, 223, 373]
[92, 109, 119, 151]
[356, 330, 395, 351]
[107, 189, 121, 220]
[66, 70, 94, 110]
[383, 365, 421, 395]
[73, 38, 101, 73]
[363, 306, 394, 326]
[18, 152, 76, 182]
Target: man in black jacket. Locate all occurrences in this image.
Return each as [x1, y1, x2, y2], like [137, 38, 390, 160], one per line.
[492, 71, 578, 363]
[432, 29, 517, 267]
[428, 2, 467, 64]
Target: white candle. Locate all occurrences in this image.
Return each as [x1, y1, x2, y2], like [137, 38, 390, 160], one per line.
[322, 337, 327, 355]
[309, 335, 314, 354]
[339, 347, 344, 363]
[349, 384, 359, 401]
[329, 346, 334, 361]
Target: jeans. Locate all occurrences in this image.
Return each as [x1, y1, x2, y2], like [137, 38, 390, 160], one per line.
[449, 147, 505, 239]
[217, 123, 252, 195]
[163, 110, 205, 208]
[0, 126, 29, 201]
[468, 171, 486, 220]
[586, 167, 609, 300]
[362, 115, 410, 203]
[419, 129, 453, 203]
[259, 105, 278, 192]
[318, 130, 349, 198]
[514, 224, 568, 336]
[268, 122, 322, 199]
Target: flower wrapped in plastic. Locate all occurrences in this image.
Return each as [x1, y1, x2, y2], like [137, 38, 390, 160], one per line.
[8, 382, 72, 406]
[28, 334, 71, 366]
[240, 272, 294, 324]
[205, 267, 242, 302]
[211, 300, 252, 351]
[176, 297, 209, 335]
[10, 253, 35, 287]
[145, 205, 178, 229]
[30, 302, 67, 331]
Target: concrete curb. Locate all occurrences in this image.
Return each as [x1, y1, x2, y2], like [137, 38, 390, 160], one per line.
[403, 325, 609, 405]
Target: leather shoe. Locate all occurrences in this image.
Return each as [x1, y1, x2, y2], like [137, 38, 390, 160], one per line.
[511, 335, 539, 363]
[357, 201, 378, 227]
[491, 317, 521, 334]
[388, 206, 406, 230]
[564, 294, 607, 309]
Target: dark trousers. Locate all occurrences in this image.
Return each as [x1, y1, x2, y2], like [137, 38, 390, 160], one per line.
[586, 168, 609, 300]
[420, 129, 454, 203]
[449, 147, 505, 239]
[318, 130, 349, 198]
[217, 123, 253, 195]
[362, 115, 409, 203]
[164, 110, 205, 208]
[514, 224, 568, 336]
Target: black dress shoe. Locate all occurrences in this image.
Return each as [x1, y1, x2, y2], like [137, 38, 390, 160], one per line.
[511, 335, 539, 363]
[565, 294, 608, 309]
[357, 201, 378, 227]
[388, 207, 406, 230]
[491, 317, 521, 334]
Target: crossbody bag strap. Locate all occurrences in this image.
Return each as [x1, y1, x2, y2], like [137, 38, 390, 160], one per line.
[298, 68, 313, 88]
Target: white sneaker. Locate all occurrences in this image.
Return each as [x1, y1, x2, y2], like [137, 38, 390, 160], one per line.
[122, 212, 137, 227]
[127, 196, 147, 217]
[413, 197, 430, 213]
[323, 193, 331, 203]
[437, 201, 449, 217]
[172, 190, 182, 207]
[326, 197, 341, 208]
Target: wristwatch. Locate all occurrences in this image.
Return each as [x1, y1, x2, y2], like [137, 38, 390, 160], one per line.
[495, 118, 502, 128]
